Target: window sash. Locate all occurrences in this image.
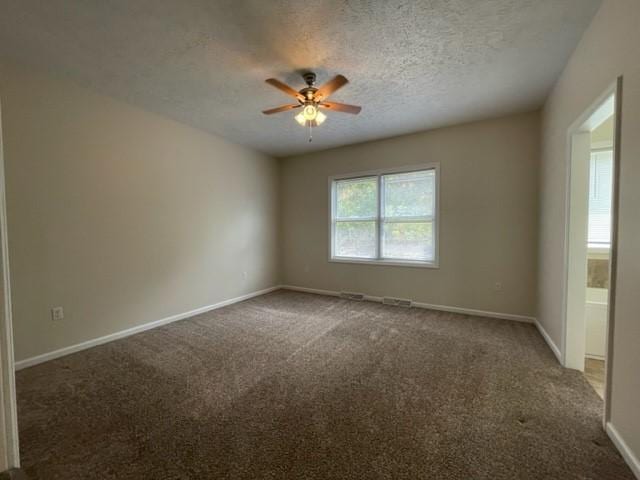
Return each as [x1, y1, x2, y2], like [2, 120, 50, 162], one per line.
[333, 217, 377, 222]
[381, 215, 434, 223]
[330, 166, 438, 265]
[334, 175, 377, 221]
[381, 220, 434, 261]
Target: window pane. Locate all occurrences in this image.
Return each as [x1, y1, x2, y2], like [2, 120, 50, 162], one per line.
[382, 222, 433, 261]
[588, 150, 613, 245]
[335, 177, 377, 219]
[334, 221, 376, 258]
[383, 170, 434, 218]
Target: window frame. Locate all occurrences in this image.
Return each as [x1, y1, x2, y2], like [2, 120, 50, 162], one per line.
[328, 163, 440, 268]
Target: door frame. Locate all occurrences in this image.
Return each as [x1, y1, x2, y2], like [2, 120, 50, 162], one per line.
[0, 99, 20, 469]
[561, 77, 622, 426]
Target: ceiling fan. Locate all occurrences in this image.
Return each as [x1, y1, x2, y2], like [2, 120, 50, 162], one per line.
[262, 72, 361, 140]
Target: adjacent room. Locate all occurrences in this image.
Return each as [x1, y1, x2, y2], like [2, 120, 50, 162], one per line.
[0, 1, 638, 479]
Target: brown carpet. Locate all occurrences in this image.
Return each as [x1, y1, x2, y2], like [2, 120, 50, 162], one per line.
[16, 290, 634, 479]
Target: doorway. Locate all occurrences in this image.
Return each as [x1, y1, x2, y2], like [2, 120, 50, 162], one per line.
[563, 80, 622, 417]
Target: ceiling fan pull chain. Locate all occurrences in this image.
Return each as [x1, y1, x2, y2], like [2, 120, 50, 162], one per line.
[308, 122, 313, 142]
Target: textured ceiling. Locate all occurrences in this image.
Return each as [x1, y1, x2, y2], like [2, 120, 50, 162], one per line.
[0, 0, 601, 157]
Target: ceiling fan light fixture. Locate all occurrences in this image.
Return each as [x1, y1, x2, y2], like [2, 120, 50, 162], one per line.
[302, 104, 318, 121]
[294, 112, 306, 126]
[295, 109, 327, 127]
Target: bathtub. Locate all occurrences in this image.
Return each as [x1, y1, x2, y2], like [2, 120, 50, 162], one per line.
[585, 287, 608, 359]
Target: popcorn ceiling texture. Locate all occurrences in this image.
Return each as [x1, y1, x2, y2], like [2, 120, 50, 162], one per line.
[0, 0, 600, 156]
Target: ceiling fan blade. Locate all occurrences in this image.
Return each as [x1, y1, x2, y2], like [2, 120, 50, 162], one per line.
[265, 78, 304, 101]
[314, 75, 349, 101]
[320, 101, 362, 114]
[262, 104, 301, 115]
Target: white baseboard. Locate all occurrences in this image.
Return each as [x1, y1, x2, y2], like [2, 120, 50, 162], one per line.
[585, 353, 605, 361]
[606, 422, 640, 479]
[280, 285, 342, 298]
[280, 285, 536, 323]
[534, 319, 563, 364]
[411, 300, 534, 323]
[15, 286, 281, 371]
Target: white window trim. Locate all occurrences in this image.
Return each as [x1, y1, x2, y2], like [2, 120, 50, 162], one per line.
[328, 163, 440, 269]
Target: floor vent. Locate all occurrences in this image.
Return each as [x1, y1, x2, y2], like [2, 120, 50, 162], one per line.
[382, 297, 413, 308]
[340, 292, 365, 301]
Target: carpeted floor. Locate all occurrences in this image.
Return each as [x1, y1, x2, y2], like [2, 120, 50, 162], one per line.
[16, 290, 634, 479]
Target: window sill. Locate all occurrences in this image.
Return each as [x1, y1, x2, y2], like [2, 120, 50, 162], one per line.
[588, 244, 610, 255]
[329, 257, 439, 269]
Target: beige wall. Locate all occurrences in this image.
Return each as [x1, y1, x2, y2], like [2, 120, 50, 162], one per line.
[592, 116, 614, 146]
[280, 112, 539, 317]
[538, 0, 640, 461]
[0, 61, 279, 362]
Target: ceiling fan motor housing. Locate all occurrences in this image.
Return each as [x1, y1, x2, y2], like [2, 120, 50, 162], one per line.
[302, 72, 316, 86]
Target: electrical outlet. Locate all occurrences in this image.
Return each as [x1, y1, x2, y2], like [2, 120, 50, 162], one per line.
[51, 306, 64, 321]
[242, 271, 247, 280]
[494, 282, 503, 292]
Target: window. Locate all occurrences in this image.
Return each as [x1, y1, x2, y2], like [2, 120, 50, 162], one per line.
[588, 149, 613, 248]
[330, 165, 438, 267]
